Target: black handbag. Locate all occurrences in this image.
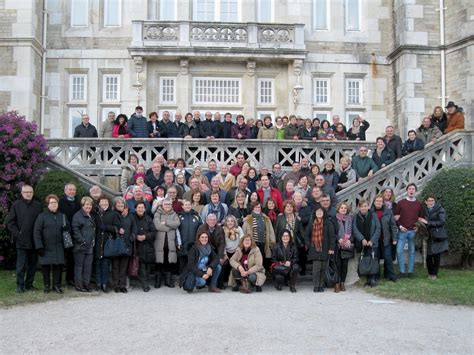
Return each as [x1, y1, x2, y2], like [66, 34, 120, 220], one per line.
[325, 254, 339, 286]
[272, 264, 290, 276]
[104, 236, 129, 257]
[358, 247, 379, 276]
[62, 215, 74, 249]
[430, 226, 448, 241]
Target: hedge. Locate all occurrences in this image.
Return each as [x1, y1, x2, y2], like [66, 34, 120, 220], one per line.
[421, 167, 474, 268]
[35, 170, 89, 204]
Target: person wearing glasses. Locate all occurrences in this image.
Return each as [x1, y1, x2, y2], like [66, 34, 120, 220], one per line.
[351, 146, 379, 181]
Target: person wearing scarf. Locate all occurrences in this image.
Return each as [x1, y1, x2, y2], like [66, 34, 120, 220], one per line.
[200, 191, 228, 225]
[221, 215, 244, 288]
[335, 202, 354, 292]
[353, 200, 381, 287]
[305, 208, 336, 293]
[371, 195, 399, 283]
[318, 120, 335, 140]
[242, 202, 276, 270]
[257, 116, 276, 139]
[271, 229, 300, 292]
[112, 114, 130, 138]
[181, 232, 221, 293]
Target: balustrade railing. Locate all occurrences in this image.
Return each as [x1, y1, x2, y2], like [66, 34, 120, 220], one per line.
[47, 139, 376, 176]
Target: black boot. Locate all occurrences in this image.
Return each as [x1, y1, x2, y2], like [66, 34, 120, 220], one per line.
[154, 273, 162, 288]
[164, 272, 174, 288]
[232, 280, 241, 292]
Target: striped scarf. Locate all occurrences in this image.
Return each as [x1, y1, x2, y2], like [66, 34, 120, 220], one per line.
[311, 218, 324, 252]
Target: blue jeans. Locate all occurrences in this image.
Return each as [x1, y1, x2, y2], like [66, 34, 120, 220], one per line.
[397, 230, 416, 273]
[95, 258, 111, 286]
[195, 264, 222, 288]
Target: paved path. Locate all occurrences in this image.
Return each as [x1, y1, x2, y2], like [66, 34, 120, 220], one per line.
[0, 284, 472, 354]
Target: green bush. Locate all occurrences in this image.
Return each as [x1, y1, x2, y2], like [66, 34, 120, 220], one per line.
[35, 170, 88, 205]
[421, 167, 474, 268]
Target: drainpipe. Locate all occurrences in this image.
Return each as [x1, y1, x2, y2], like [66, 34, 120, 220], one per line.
[40, 0, 48, 134]
[439, 0, 446, 108]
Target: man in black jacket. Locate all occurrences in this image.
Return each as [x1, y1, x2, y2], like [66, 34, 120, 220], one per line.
[73, 114, 98, 138]
[7, 184, 43, 293]
[58, 183, 81, 286]
[199, 111, 216, 139]
[213, 112, 224, 138]
[222, 112, 234, 138]
[383, 126, 403, 160]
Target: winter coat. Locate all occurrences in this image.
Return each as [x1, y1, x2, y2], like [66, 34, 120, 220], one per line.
[351, 155, 379, 179]
[184, 244, 219, 277]
[284, 124, 300, 139]
[112, 123, 130, 138]
[322, 170, 340, 191]
[371, 207, 398, 247]
[94, 208, 121, 259]
[347, 120, 370, 141]
[71, 209, 97, 254]
[257, 125, 276, 139]
[229, 247, 266, 286]
[352, 211, 381, 250]
[196, 224, 226, 258]
[229, 206, 249, 227]
[271, 241, 299, 266]
[298, 127, 318, 140]
[160, 120, 182, 138]
[33, 211, 68, 265]
[444, 111, 464, 133]
[384, 135, 403, 159]
[372, 147, 395, 169]
[402, 138, 425, 156]
[336, 167, 357, 191]
[256, 187, 283, 212]
[153, 207, 180, 263]
[120, 165, 136, 193]
[127, 115, 148, 138]
[178, 210, 202, 255]
[182, 122, 200, 138]
[242, 214, 276, 257]
[335, 215, 355, 259]
[147, 121, 162, 138]
[133, 213, 156, 263]
[213, 121, 224, 138]
[275, 126, 285, 140]
[231, 124, 250, 139]
[101, 119, 114, 138]
[424, 203, 449, 255]
[59, 196, 81, 224]
[222, 121, 234, 139]
[274, 213, 304, 247]
[305, 216, 336, 261]
[430, 114, 447, 133]
[416, 125, 443, 145]
[116, 211, 136, 256]
[73, 123, 98, 138]
[199, 119, 216, 138]
[7, 198, 43, 249]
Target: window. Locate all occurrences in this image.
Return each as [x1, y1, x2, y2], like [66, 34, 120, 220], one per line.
[346, 78, 362, 105]
[193, 77, 241, 105]
[159, 77, 177, 104]
[103, 74, 120, 102]
[345, 0, 361, 31]
[71, 0, 88, 27]
[313, 111, 330, 122]
[69, 74, 87, 102]
[313, 78, 330, 105]
[160, 0, 176, 20]
[258, 78, 274, 105]
[104, 0, 121, 26]
[158, 109, 177, 120]
[193, 0, 239, 21]
[68, 108, 88, 138]
[345, 111, 361, 128]
[257, 0, 273, 22]
[313, 0, 329, 30]
[101, 107, 121, 122]
[257, 111, 275, 122]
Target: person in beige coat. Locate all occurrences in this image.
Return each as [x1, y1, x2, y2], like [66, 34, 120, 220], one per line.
[153, 199, 180, 288]
[229, 235, 266, 293]
[257, 116, 276, 140]
[242, 201, 276, 263]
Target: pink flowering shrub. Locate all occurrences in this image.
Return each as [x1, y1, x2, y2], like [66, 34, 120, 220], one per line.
[0, 111, 51, 265]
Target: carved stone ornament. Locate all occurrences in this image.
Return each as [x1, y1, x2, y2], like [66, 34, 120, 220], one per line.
[293, 59, 303, 76]
[134, 57, 143, 73]
[180, 59, 189, 75]
[247, 61, 256, 77]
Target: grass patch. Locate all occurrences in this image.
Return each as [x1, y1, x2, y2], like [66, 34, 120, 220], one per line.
[0, 269, 99, 308]
[362, 265, 474, 306]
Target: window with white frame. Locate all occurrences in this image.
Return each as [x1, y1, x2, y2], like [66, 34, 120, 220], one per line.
[68, 107, 88, 138]
[193, 77, 241, 105]
[69, 74, 87, 102]
[257, 111, 275, 122]
[257, 0, 273, 22]
[193, 0, 239, 22]
[71, 0, 88, 27]
[103, 74, 120, 102]
[345, 78, 362, 105]
[160, 0, 176, 20]
[101, 107, 121, 122]
[345, 0, 361, 31]
[104, 0, 121, 27]
[345, 111, 361, 128]
[313, 111, 330, 122]
[258, 78, 274, 106]
[313, 0, 329, 30]
[159, 77, 177, 104]
[313, 78, 330, 105]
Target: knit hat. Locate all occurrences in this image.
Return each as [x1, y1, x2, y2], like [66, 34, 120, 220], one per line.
[133, 173, 146, 183]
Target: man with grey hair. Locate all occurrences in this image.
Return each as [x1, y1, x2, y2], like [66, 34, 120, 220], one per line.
[384, 126, 403, 159]
[330, 115, 347, 133]
[74, 114, 98, 138]
[101, 111, 115, 138]
[127, 186, 151, 214]
[7, 184, 43, 293]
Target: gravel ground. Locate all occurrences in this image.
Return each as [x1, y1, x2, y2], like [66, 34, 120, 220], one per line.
[0, 284, 472, 354]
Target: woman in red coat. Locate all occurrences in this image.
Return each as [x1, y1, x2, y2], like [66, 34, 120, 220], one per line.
[112, 114, 131, 138]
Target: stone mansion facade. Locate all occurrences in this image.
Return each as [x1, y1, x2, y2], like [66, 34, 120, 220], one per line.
[0, 0, 472, 139]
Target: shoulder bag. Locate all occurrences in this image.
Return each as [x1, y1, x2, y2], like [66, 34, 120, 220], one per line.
[325, 253, 339, 286]
[104, 234, 129, 257]
[357, 246, 379, 276]
[62, 214, 74, 249]
[430, 226, 448, 241]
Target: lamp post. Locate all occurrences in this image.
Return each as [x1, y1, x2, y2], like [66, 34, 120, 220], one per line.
[132, 72, 143, 106]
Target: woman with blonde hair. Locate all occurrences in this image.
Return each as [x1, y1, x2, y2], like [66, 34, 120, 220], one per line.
[335, 201, 354, 292]
[221, 215, 244, 286]
[321, 159, 340, 191]
[191, 165, 210, 192]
